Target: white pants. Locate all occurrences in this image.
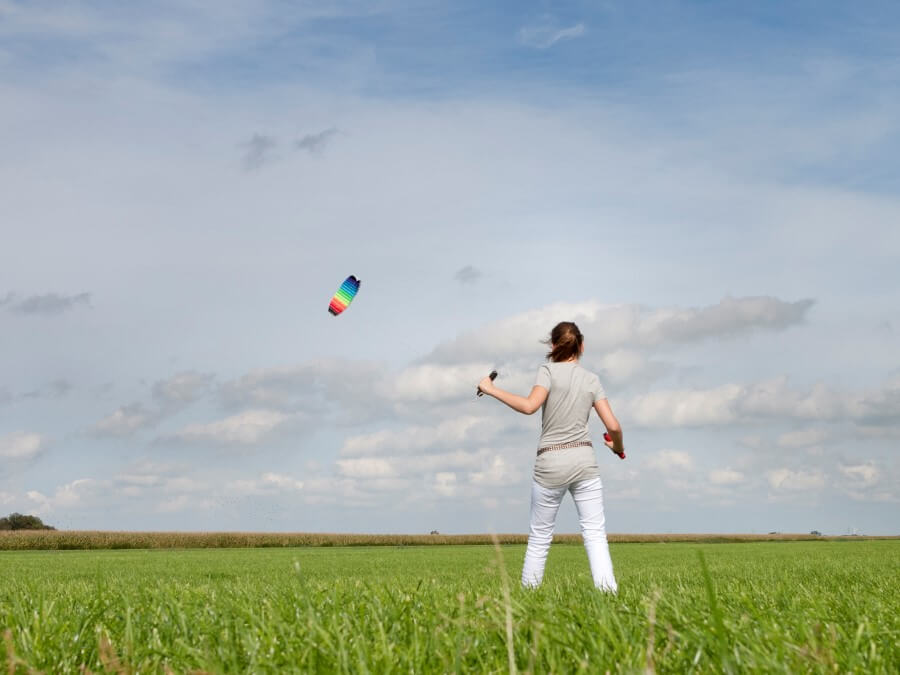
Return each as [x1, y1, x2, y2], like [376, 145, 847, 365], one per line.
[521, 476, 618, 592]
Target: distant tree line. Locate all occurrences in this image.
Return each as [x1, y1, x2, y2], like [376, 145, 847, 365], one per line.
[0, 513, 55, 530]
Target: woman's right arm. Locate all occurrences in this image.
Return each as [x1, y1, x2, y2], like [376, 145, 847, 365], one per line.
[480, 381, 548, 415]
[593, 399, 624, 455]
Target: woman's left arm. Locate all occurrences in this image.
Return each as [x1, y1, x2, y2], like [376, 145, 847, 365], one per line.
[478, 377, 548, 415]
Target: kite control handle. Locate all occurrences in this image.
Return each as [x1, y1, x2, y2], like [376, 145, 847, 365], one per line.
[604, 432, 626, 460]
[476, 370, 498, 397]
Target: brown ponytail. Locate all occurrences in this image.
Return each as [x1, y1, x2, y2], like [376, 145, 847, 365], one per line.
[544, 321, 583, 362]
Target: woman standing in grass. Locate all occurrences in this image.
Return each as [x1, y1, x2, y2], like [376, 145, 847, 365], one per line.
[477, 321, 624, 591]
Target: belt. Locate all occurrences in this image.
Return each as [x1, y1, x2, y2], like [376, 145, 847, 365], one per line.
[536, 440, 593, 457]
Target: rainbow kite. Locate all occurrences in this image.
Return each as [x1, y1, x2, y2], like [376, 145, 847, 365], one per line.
[328, 275, 361, 316]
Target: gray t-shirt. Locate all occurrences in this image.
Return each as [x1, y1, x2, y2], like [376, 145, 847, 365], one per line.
[532, 361, 606, 488]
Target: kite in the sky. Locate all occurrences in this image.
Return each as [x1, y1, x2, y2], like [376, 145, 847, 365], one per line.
[328, 275, 361, 316]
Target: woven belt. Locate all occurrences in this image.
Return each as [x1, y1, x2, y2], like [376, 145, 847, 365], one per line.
[536, 440, 593, 457]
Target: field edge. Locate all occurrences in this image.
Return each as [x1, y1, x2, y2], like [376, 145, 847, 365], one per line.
[2, 531, 897, 551]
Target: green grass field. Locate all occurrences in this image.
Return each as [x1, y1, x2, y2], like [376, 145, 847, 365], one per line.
[2, 541, 898, 673]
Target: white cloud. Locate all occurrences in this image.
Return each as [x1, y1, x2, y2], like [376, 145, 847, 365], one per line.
[469, 455, 518, 487]
[157, 495, 191, 513]
[838, 463, 879, 487]
[519, 21, 586, 49]
[90, 372, 213, 438]
[92, 403, 156, 437]
[164, 477, 208, 493]
[597, 349, 668, 386]
[623, 378, 900, 428]
[340, 415, 502, 456]
[480, 497, 500, 510]
[433, 472, 457, 497]
[425, 297, 812, 365]
[628, 384, 744, 427]
[335, 457, 397, 479]
[708, 468, 745, 485]
[112, 460, 188, 491]
[218, 360, 388, 419]
[0, 431, 46, 460]
[336, 449, 507, 482]
[855, 380, 900, 425]
[152, 371, 215, 408]
[777, 428, 828, 448]
[228, 472, 305, 495]
[174, 409, 291, 445]
[26, 478, 98, 514]
[857, 425, 900, 439]
[391, 363, 496, 403]
[737, 435, 764, 449]
[767, 468, 826, 491]
[646, 450, 694, 472]
[637, 296, 814, 345]
[115, 473, 163, 488]
[260, 472, 304, 491]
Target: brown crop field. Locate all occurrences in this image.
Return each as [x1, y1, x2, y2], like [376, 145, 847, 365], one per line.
[1, 530, 894, 550]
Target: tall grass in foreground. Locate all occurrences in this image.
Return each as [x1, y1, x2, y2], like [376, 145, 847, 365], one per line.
[1, 541, 898, 673]
[1, 530, 889, 550]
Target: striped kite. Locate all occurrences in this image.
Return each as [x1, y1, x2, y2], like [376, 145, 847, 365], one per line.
[328, 275, 361, 316]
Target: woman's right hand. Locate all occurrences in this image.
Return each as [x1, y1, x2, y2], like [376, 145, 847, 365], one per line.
[477, 375, 496, 397]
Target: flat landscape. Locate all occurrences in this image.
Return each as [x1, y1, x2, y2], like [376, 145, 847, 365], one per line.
[2, 540, 898, 673]
[2, 530, 888, 551]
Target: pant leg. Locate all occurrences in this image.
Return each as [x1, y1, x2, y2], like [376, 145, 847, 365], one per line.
[570, 477, 618, 592]
[521, 479, 567, 588]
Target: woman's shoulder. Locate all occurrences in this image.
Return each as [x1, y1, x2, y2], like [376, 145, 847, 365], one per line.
[573, 362, 598, 376]
[575, 364, 603, 384]
[577, 365, 606, 398]
[534, 362, 553, 388]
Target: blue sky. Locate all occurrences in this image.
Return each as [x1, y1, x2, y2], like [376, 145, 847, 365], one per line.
[1, 0, 898, 534]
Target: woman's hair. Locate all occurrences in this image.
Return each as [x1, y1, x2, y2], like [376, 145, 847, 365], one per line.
[544, 321, 583, 362]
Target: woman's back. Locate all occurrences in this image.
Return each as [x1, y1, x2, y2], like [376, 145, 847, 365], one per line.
[536, 361, 606, 447]
[533, 361, 606, 489]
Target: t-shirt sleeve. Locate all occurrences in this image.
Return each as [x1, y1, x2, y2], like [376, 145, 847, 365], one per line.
[534, 364, 551, 391]
[593, 374, 607, 402]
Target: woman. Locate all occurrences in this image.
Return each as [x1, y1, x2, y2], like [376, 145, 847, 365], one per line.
[477, 321, 624, 591]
